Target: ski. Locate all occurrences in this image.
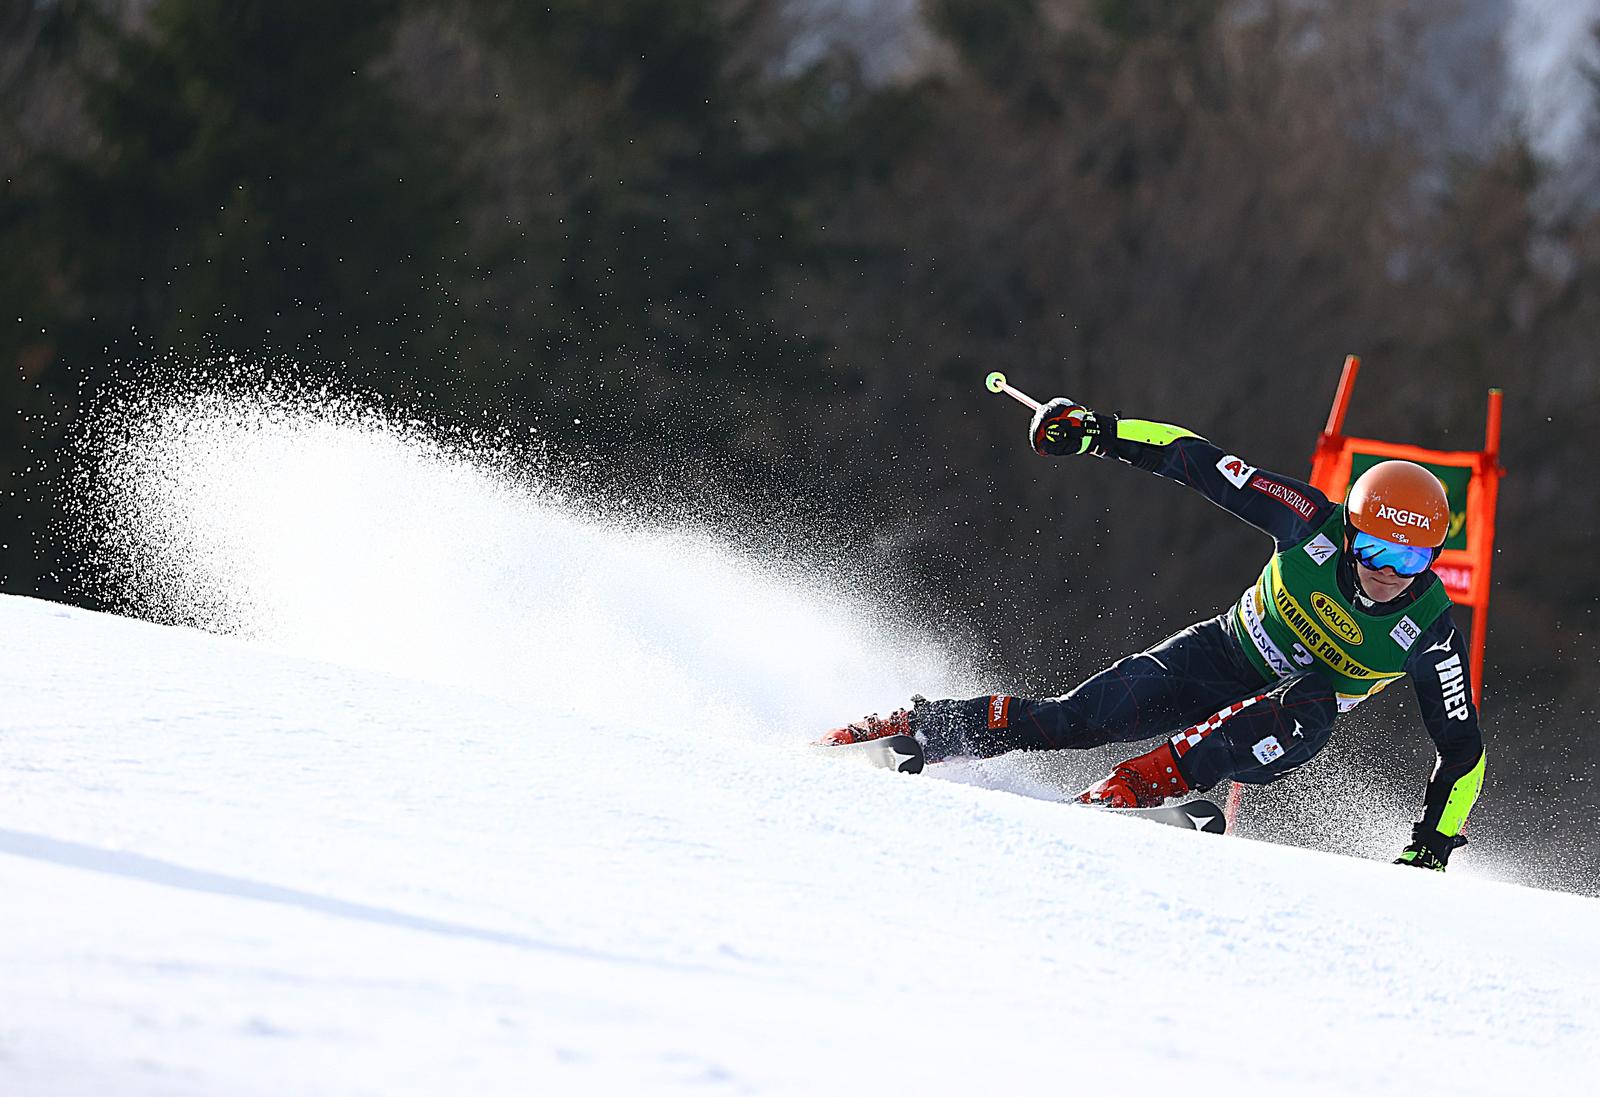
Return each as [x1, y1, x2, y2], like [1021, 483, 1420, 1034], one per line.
[1090, 798, 1227, 834]
[821, 734, 1225, 833]
[821, 733, 925, 774]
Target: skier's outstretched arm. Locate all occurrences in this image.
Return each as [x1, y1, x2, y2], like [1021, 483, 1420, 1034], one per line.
[1396, 615, 1487, 870]
[1029, 397, 1333, 546]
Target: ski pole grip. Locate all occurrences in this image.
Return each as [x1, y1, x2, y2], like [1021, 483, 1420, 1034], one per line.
[985, 371, 1042, 412]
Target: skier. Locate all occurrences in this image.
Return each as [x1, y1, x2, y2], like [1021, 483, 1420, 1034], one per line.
[824, 397, 1486, 871]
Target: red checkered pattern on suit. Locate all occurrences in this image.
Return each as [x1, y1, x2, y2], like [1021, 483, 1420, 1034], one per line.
[1169, 693, 1267, 758]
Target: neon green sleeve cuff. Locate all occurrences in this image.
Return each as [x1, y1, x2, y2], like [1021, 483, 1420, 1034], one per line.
[1115, 419, 1201, 447]
[1437, 751, 1486, 837]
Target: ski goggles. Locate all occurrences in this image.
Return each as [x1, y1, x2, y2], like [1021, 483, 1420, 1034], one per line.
[1350, 531, 1435, 577]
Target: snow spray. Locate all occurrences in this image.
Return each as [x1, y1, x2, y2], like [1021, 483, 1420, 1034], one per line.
[64, 361, 983, 744]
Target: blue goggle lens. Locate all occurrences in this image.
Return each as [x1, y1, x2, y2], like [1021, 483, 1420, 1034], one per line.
[1351, 532, 1434, 577]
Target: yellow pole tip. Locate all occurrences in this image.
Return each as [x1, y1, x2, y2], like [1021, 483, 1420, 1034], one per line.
[985, 371, 1007, 392]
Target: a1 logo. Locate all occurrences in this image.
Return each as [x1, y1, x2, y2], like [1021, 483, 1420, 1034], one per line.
[1216, 454, 1257, 489]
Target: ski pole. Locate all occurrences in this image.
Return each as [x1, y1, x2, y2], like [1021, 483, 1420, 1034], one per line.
[985, 371, 1042, 412]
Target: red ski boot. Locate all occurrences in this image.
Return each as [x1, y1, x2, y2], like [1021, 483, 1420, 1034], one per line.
[819, 707, 913, 747]
[1077, 742, 1190, 808]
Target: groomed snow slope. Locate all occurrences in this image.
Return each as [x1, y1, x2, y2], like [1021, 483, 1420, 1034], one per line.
[3, 385, 1595, 1094]
[5, 594, 1597, 1096]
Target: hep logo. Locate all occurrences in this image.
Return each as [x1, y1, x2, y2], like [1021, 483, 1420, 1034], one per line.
[1435, 654, 1471, 721]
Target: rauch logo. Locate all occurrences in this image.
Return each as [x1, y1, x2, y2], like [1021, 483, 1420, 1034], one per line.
[1311, 592, 1363, 646]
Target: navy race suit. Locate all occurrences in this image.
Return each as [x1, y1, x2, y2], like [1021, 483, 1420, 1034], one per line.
[916, 420, 1487, 837]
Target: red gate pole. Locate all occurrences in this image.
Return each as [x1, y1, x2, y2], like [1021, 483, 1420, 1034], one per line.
[1470, 389, 1504, 710]
[1309, 354, 1361, 487]
[1326, 354, 1361, 434]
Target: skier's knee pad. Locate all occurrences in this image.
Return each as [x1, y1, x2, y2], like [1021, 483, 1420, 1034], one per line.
[1222, 675, 1337, 786]
[1171, 675, 1337, 790]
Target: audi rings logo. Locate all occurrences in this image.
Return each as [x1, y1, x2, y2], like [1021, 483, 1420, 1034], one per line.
[1311, 592, 1363, 646]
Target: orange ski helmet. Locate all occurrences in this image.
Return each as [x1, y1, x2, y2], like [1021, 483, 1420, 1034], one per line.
[1345, 460, 1450, 547]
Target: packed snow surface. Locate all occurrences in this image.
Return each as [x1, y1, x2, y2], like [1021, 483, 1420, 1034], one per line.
[3, 384, 1595, 1094]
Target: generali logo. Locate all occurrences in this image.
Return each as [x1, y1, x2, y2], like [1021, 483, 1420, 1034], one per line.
[1248, 475, 1317, 520]
[1311, 592, 1363, 645]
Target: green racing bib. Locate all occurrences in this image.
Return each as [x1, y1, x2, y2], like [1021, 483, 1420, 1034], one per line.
[1232, 508, 1451, 712]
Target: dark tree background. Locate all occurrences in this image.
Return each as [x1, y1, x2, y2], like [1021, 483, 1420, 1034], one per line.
[4, 1, 1597, 851]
